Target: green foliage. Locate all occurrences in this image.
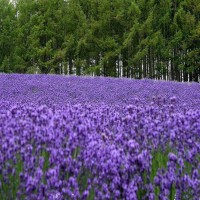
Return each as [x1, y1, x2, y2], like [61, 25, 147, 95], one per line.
[0, 155, 23, 200]
[83, 65, 101, 76]
[0, 0, 199, 81]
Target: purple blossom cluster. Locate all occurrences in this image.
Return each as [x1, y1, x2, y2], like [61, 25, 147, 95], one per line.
[0, 74, 200, 199]
[1, 74, 200, 109]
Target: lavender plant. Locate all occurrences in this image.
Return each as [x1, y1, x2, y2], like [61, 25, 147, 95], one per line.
[0, 74, 200, 200]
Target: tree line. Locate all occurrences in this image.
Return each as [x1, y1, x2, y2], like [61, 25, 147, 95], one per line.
[0, 0, 200, 82]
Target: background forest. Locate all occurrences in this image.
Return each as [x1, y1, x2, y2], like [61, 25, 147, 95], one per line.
[0, 0, 200, 82]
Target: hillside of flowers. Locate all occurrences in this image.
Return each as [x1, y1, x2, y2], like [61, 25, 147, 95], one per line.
[0, 74, 200, 200]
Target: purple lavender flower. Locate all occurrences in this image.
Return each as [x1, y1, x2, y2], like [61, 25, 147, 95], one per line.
[1, 74, 200, 199]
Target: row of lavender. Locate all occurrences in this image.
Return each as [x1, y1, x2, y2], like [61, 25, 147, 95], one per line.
[1, 74, 200, 109]
[0, 74, 200, 199]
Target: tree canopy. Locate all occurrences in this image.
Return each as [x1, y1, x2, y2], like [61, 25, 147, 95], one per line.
[0, 0, 199, 81]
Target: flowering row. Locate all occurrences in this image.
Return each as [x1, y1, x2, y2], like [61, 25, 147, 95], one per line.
[0, 98, 200, 199]
[1, 75, 200, 199]
[0, 74, 200, 109]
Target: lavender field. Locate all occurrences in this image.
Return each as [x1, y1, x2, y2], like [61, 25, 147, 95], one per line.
[0, 74, 200, 200]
